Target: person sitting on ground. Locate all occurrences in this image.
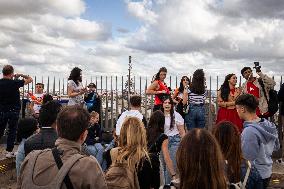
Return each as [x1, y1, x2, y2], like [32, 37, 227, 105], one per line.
[213, 121, 263, 189]
[24, 100, 62, 156]
[115, 95, 146, 136]
[107, 117, 157, 189]
[18, 106, 108, 189]
[175, 129, 227, 189]
[84, 111, 106, 170]
[236, 94, 279, 189]
[84, 83, 101, 113]
[16, 117, 38, 177]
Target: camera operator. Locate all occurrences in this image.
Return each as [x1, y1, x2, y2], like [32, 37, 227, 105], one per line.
[0, 65, 33, 158]
[241, 62, 276, 118]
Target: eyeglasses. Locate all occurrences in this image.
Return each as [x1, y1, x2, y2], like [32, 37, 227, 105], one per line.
[36, 86, 43, 88]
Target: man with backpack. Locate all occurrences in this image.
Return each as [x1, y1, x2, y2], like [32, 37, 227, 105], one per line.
[17, 106, 107, 189]
[241, 65, 276, 118]
[236, 94, 279, 189]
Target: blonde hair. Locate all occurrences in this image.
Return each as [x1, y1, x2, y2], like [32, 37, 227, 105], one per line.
[117, 117, 150, 169]
[90, 111, 99, 118]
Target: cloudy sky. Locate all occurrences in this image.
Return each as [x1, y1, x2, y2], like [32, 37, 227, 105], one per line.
[0, 0, 284, 88]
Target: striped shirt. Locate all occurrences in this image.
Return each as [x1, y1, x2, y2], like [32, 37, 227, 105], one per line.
[188, 90, 207, 104]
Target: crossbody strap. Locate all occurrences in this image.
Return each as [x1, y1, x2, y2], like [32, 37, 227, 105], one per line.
[52, 148, 74, 189]
[241, 161, 251, 189]
[258, 79, 269, 103]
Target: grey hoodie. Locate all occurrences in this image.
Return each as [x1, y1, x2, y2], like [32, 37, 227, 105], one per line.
[241, 119, 280, 179]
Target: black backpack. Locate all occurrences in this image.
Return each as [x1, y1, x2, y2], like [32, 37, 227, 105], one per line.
[258, 79, 279, 116]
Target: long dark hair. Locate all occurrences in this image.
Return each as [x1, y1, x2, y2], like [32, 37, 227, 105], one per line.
[213, 121, 242, 183]
[190, 69, 205, 94]
[178, 76, 190, 93]
[162, 96, 175, 130]
[146, 110, 165, 148]
[220, 74, 235, 102]
[68, 67, 82, 85]
[152, 67, 167, 82]
[177, 129, 227, 189]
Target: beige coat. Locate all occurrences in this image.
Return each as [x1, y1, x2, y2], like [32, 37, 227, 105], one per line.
[17, 138, 108, 189]
[242, 72, 276, 114]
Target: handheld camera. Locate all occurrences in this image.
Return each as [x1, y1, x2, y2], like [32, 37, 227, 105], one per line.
[253, 62, 261, 72]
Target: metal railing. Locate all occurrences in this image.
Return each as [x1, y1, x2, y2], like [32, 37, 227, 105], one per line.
[22, 75, 283, 130]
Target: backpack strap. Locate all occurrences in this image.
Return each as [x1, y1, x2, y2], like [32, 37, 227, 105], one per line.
[53, 153, 84, 189]
[52, 148, 74, 189]
[241, 161, 251, 189]
[258, 78, 269, 103]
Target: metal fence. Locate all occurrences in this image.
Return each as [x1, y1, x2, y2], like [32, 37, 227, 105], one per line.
[22, 75, 283, 131]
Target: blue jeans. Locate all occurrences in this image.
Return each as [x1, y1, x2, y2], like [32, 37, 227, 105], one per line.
[0, 109, 20, 152]
[86, 143, 107, 170]
[185, 105, 205, 130]
[161, 134, 181, 185]
[16, 139, 26, 177]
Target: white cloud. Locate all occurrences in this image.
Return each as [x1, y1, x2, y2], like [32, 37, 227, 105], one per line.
[125, 0, 284, 77]
[0, 0, 85, 17]
[126, 0, 158, 24]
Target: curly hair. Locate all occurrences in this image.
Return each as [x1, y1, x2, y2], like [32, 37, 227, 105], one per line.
[178, 76, 190, 93]
[189, 69, 205, 94]
[68, 67, 82, 85]
[220, 74, 235, 102]
[152, 67, 167, 82]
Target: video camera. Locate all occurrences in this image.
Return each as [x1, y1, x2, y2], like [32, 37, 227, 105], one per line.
[253, 62, 261, 72]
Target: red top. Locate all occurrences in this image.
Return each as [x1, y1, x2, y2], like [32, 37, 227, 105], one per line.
[246, 80, 261, 116]
[154, 80, 170, 105]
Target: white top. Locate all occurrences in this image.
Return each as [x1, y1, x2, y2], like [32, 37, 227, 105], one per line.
[67, 80, 84, 106]
[32, 93, 44, 114]
[164, 111, 184, 136]
[115, 110, 144, 135]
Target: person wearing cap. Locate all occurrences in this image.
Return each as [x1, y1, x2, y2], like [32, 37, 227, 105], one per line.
[84, 83, 101, 113]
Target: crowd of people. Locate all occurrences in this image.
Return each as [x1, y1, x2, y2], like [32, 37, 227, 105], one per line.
[0, 64, 283, 189]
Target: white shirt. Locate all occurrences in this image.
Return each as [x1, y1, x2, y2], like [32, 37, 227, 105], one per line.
[164, 111, 184, 136]
[115, 110, 144, 135]
[32, 93, 44, 114]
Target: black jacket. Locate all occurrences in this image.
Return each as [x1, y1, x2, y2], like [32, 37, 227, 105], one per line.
[24, 127, 58, 156]
[278, 83, 284, 116]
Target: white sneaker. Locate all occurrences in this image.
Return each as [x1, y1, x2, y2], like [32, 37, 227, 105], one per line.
[5, 151, 16, 158]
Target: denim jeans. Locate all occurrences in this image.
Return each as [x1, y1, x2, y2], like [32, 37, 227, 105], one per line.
[161, 134, 181, 185]
[0, 109, 20, 152]
[185, 105, 205, 130]
[86, 143, 107, 170]
[16, 139, 26, 177]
